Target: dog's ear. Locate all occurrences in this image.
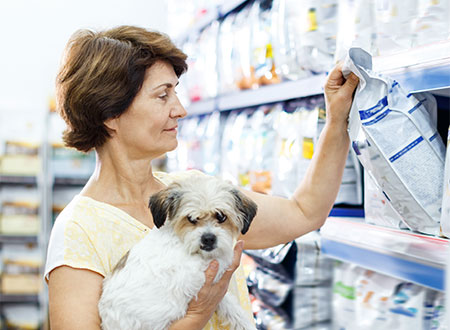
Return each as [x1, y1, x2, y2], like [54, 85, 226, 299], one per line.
[148, 186, 182, 228]
[231, 189, 258, 235]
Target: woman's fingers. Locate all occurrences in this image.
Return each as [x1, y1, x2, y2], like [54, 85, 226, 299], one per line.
[203, 260, 219, 286]
[221, 240, 244, 281]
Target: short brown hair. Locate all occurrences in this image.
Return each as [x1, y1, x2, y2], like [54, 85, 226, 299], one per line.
[56, 25, 188, 152]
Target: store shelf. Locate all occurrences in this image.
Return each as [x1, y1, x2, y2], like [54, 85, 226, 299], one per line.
[320, 217, 448, 291]
[186, 98, 216, 116]
[0, 235, 38, 245]
[374, 40, 450, 93]
[0, 175, 37, 186]
[186, 41, 450, 114]
[53, 177, 89, 187]
[0, 294, 39, 304]
[187, 74, 326, 114]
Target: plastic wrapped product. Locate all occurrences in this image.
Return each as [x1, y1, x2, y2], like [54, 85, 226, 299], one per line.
[441, 126, 450, 237]
[271, 0, 311, 81]
[332, 262, 365, 330]
[296, 0, 339, 74]
[249, 0, 280, 87]
[272, 106, 303, 198]
[335, 0, 377, 62]
[232, 5, 255, 90]
[201, 111, 221, 176]
[252, 298, 290, 330]
[355, 272, 426, 329]
[429, 291, 446, 330]
[374, 0, 418, 55]
[218, 13, 238, 94]
[293, 285, 332, 329]
[364, 169, 408, 229]
[220, 111, 248, 185]
[415, 0, 450, 46]
[295, 231, 333, 286]
[182, 35, 203, 102]
[249, 105, 281, 195]
[343, 47, 446, 235]
[238, 110, 258, 189]
[247, 266, 293, 307]
[196, 22, 219, 99]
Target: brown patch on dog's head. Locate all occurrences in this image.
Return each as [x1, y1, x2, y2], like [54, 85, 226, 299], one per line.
[230, 188, 257, 235]
[148, 184, 183, 228]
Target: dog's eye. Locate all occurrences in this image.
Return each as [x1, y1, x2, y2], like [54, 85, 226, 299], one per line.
[187, 215, 197, 224]
[216, 212, 227, 223]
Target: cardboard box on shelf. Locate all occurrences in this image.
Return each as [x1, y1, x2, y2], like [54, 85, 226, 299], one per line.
[1, 273, 42, 295]
[0, 201, 40, 236]
[0, 141, 40, 176]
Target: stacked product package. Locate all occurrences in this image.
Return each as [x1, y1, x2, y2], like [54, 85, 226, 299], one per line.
[293, 231, 334, 330]
[0, 185, 40, 236]
[246, 242, 296, 329]
[1, 241, 44, 329]
[332, 262, 447, 330]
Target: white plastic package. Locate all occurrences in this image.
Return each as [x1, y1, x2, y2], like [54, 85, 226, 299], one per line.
[293, 285, 332, 329]
[440, 126, 450, 237]
[374, 0, 418, 55]
[415, 0, 450, 46]
[295, 231, 333, 286]
[335, 0, 377, 62]
[343, 47, 446, 235]
[364, 169, 407, 229]
[297, 0, 339, 74]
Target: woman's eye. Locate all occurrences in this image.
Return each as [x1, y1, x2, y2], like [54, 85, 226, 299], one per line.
[216, 212, 227, 223]
[187, 215, 197, 224]
[158, 93, 168, 100]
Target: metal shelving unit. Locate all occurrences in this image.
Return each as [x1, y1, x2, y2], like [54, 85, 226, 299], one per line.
[0, 294, 39, 305]
[183, 32, 450, 322]
[321, 217, 448, 291]
[0, 176, 37, 186]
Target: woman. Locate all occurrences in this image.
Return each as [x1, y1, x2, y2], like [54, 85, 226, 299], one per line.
[46, 25, 358, 329]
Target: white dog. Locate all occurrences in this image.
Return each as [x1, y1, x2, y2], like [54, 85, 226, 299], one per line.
[98, 174, 258, 330]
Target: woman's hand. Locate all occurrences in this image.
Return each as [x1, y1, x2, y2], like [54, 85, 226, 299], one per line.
[169, 241, 244, 330]
[324, 64, 359, 128]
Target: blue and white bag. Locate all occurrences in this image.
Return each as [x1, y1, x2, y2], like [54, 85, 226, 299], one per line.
[342, 48, 446, 235]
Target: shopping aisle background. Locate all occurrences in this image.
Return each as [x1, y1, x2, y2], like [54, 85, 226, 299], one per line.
[0, 1, 168, 328]
[0, 0, 449, 329]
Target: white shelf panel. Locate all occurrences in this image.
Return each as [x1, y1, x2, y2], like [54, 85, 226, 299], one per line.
[320, 217, 448, 291]
[217, 75, 325, 111]
[374, 40, 450, 93]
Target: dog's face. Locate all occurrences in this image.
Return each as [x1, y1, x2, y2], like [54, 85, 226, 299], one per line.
[148, 175, 257, 258]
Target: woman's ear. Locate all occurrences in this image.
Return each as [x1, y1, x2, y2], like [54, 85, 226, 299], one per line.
[104, 117, 119, 133]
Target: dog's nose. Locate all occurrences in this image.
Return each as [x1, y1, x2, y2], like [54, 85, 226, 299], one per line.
[200, 233, 217, 251]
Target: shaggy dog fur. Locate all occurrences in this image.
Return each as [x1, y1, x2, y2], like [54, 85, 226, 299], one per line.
[98, 174, 258, 330]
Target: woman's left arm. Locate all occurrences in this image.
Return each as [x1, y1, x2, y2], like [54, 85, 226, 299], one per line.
[241, 65, 359, 250]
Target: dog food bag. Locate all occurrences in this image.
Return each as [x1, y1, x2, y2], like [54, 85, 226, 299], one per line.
[364, 169, 408, 230]
[343, 47, 446, 235]
[440, 126, 450, 237]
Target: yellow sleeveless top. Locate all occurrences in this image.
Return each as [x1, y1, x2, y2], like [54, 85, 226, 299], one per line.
[45, 170, 253, 329]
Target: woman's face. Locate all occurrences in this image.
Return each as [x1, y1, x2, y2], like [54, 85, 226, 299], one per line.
[109, 61, 187, 159]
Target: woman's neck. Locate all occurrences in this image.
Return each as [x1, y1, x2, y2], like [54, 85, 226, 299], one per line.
[80, 147, 164, 207]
